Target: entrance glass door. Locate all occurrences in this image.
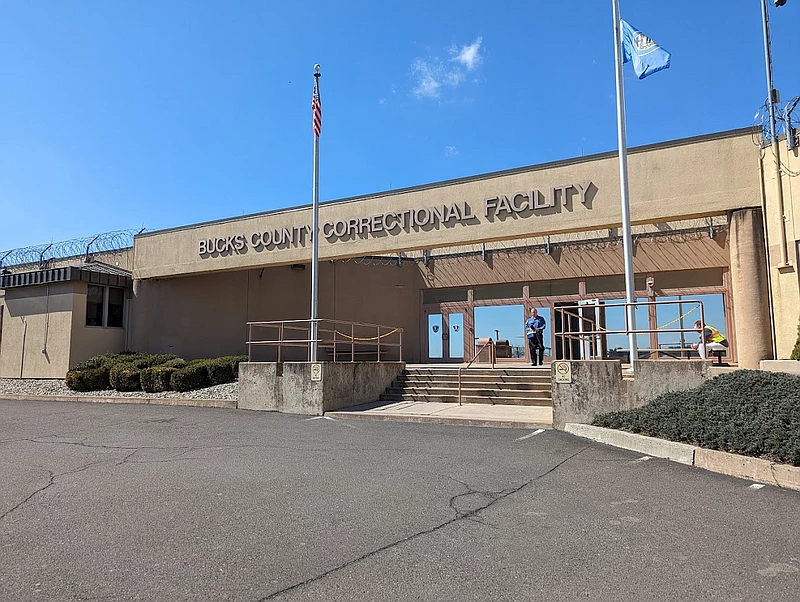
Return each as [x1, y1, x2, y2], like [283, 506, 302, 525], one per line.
[425, 311, 464, 362]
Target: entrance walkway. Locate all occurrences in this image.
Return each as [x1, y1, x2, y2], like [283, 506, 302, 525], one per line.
[325, 400, 552, 428]
[326, 362, 554, 428]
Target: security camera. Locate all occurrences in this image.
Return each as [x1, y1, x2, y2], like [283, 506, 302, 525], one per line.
[646, 277, 654, 287]
[774, 0, 787, 6]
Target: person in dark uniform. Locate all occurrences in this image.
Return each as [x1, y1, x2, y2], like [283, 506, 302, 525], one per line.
[525, 308, 547, 366]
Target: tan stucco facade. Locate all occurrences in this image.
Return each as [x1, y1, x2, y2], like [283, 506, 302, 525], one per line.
[0, 279, 128, 379]
[4, 127, 800, 376]
[133, 130, 760, 280]
[761, 142, 800, 358]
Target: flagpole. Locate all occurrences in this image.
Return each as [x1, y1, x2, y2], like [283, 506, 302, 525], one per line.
[612, 0, 638, 369]
[310, 64, 321, 362]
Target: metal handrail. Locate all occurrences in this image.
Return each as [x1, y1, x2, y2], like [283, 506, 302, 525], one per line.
[458, 338, 495, 406]
[554, 299, 706, 361]
[245, 318, 403, 363]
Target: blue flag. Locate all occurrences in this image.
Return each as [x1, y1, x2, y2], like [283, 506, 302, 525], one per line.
[621, 20, 671, 79]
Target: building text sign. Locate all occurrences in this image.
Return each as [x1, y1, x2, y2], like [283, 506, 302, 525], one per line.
[198, 181, 594, 258]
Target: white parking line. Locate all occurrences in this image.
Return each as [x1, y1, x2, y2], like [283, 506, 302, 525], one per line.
[631, 456, 652, 463]
[516, 429, 545, 441]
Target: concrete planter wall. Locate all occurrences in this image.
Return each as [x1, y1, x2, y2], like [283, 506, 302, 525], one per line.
[238, 362, 405, 415]
[552, 360, 712, 429]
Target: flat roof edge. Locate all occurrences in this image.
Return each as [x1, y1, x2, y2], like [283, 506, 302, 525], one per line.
[136, 127, 759, 240]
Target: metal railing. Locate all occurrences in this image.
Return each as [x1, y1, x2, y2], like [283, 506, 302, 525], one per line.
[553, 299, 708, 361]
[246, 319, 403, 363]
[458, 337, 495, 405]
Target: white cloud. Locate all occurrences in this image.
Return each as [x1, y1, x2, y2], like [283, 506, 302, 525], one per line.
[450, 37, 483, 70]
[379, 98, 387, 105]
[411, 59, 442, 99]
[410, 38, 483, 100]
[444, 145, 459, 158]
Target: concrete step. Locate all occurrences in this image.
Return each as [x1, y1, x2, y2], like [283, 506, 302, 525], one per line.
[397, 374, 552, 383]
[379, 393, 552, 406]
[393, 378, 551, 390]
[384, 386, 551, 398]
[402, 367, 550, 373]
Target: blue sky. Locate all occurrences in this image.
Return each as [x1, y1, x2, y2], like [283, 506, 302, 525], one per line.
[1, 0, 799, 254]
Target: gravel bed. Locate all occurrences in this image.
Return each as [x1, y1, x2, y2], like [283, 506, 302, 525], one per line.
[0, 378, 238, 401]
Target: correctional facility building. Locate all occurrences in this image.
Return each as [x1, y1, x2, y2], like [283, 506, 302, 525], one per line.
[2, 127, 799, 378]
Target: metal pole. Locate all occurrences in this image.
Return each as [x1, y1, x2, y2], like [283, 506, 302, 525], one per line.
[612, 0, 638, 369]
[310, 65, 321, 361]
[760, 0, 790, 267]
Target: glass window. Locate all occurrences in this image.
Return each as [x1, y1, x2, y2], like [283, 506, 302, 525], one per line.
[529, 279, 579, 297]
[473, 283, 523, 301]
[423, 288, 468, 304]
[585, 275, 647, 294]
[86, 285, 104, 326]
[107, 287, 125, 328]
[654, 269, 724, 290]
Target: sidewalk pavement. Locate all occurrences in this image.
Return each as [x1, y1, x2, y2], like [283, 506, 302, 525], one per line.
[326, 400, 553, 429]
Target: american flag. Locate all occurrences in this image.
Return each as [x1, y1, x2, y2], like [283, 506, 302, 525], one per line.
[312, 80, 322, 137]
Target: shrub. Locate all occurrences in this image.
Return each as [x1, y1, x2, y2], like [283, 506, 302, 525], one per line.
[65, 367, 110, 392]
[170, 364, 209, 392]
[73, 352, 135, 371]
[791, 316, 800, 360]
[162, 358, 187, 369]
[72, 352, 177, 372]
[140, 366, 177, 393]
[592, 370, 800, 466]
[109, 363, 141, 392]
[218, 355, 248, 375]
[205, 359, 234, 386]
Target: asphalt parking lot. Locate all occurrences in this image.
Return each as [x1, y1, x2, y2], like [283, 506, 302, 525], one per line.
[1, 399, 799, 601]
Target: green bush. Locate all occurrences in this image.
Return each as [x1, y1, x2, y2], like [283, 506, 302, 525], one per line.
[593, 370, 800, 466]
[109, 363, 141, 392]
[140, 366, 177, 393]
[205, 359, 234, 386]
[65, 367, 110, 392]
[170, 364, 209, 392]
[162, 358, 187, 369]
[73, 352, 135, 371]
[218, 355, 248, 375]
[72, 352, 177, 372]
[791, 316, 800, 360]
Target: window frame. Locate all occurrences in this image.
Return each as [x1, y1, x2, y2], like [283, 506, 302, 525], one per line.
[85, 285, 126, 329]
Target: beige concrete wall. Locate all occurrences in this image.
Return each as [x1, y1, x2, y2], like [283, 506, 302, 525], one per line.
[68, 282, 127, 369]
[762, 143, 800, 358]
[134, 130, 760, 279]
[0, 283, 75, 378]
[129, 261, 425, 362]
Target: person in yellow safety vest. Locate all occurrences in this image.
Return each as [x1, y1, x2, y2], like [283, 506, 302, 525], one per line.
[691, 320, 729, 359]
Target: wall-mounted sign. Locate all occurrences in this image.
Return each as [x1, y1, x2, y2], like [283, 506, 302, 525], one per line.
[310, 363, 322, 382]
[197, 182, 595, 258]
[554, 361, 572, 384]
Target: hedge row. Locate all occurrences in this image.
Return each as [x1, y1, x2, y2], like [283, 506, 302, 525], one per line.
[592, 370, 800, 466]
[66, 353, 248, 393]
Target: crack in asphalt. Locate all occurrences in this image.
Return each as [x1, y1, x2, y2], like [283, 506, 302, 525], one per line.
[0, 468, 56, 522]
[255, 446, 589, 601]
[14, 437, 408, 456]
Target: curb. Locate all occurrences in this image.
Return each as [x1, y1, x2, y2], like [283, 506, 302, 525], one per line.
[564, 423, 800, 491]
[1, 394, 237, 410]
[564, 423, 696, 464]
[326, 411, 552, 430]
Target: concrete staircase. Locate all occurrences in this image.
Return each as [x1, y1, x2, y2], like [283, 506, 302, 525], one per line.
[379, 366, 552, 406]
